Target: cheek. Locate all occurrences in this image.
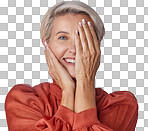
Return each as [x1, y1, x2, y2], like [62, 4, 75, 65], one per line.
[50, 44, 67, 59]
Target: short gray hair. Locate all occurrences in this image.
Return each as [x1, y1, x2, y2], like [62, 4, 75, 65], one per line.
[40, 1, 105, 43]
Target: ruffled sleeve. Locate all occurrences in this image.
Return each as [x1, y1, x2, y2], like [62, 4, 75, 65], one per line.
[5, 84, 74, 131]
[72, 89, 138, 131]
[98, 90, 138, 131]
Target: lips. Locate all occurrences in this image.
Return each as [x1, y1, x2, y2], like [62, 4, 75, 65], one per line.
[63, 57, 75, 60]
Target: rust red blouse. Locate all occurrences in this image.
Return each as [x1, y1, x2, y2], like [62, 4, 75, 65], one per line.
[5, 79, 138, 131]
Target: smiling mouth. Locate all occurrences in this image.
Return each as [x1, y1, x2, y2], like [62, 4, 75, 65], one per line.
[63, 58, 75, 65]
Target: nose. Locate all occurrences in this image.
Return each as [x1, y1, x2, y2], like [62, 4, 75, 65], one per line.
[68, 40, 76, 54]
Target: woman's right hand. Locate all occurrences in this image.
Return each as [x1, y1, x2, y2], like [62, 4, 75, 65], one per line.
[44, 44, 76, 92]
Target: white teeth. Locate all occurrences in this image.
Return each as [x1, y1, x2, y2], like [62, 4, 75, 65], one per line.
[65, 59, 75, 63]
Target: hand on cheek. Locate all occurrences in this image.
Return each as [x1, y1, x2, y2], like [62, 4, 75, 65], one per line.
[44, 45, 75, 91]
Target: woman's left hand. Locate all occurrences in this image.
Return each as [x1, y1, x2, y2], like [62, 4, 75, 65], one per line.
[75, 19, 101, 82]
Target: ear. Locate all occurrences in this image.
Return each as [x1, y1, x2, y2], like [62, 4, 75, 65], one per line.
[41, 37, 46, 48]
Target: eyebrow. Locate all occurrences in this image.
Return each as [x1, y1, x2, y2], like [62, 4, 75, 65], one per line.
[56, 31, 69, 35]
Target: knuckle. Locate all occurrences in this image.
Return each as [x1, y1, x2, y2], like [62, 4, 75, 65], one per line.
[48, 70, 52, 76]
[82, 37, 87, 42]
[84, 52, 90, 59]
[91, 49, 96, 55]
[97, 49, 101, 55]
[91, 53, 96, 59]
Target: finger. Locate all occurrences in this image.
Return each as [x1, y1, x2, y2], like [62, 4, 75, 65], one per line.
[75, 30, 82, 55]
[88, 23, 100, 51]
[82, 19, 96, 54]
[44, 48, 53, 70]
[44, 48, 55, 79]
[45, 47, 61, 80]
[46, 46, 59, 65]
[78, 21, 89, 53]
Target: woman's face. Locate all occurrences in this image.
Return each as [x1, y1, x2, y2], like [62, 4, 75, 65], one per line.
[45, 14, 94, 79]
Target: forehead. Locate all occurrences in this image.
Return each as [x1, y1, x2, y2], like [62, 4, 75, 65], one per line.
[53, 13, 93, 22]
[51, 14, 94, 33]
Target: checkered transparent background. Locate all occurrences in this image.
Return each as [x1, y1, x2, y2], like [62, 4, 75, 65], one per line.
[0, 0, 148, 130]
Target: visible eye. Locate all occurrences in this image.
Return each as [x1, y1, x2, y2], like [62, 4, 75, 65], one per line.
[58, 36, 67, 40]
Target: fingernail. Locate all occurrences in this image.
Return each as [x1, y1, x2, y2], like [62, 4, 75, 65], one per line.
[79, 22, 82, 27]
[87, 21, 91, 26]
[82, 19, 86, 24]
[75, 30, 78, 35]
[45, 42, 47, 48]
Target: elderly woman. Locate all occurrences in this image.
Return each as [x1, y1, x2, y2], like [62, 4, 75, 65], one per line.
[5, 1, 138, 131]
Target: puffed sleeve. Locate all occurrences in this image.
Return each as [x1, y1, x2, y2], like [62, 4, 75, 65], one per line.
[5, 84, 74, 131]
[72, 90, 138, 131]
